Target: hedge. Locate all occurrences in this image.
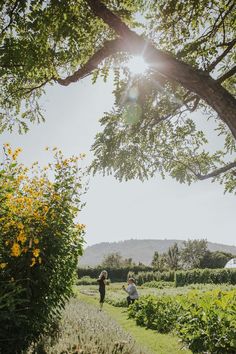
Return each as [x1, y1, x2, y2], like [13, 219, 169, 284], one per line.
[175, 268, 236, 287]
[77, 265, 153, 282]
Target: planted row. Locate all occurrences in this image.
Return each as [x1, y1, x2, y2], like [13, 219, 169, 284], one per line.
[128, 290, 236, 353]
[175, 268, 236, 287]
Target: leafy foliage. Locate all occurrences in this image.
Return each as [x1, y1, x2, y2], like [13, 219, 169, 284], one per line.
[0, 0, 235, 191]
[128, 290, 236, 353]
[0, 146, 85, 353]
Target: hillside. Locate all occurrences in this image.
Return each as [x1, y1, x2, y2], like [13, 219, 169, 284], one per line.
[78, 239, 236, 266]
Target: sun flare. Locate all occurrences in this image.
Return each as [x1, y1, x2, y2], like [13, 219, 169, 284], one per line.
[126, 56, 149, 75]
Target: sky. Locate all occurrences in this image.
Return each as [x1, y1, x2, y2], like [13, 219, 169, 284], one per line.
[0, 76, 235, 248]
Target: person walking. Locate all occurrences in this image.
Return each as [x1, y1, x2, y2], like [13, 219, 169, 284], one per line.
[122, 278, 139, 306]
[97, 270, 108, 311]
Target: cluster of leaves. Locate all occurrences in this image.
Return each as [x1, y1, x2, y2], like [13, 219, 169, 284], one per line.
[128, 289, 236, 353]
[0, 0, 144, 132]
[27, 297, 150, 354]
[175, 268, 236, 287]
[0, 145, 85, 353]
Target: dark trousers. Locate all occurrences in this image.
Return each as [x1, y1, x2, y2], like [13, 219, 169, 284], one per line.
[99, 290, 105, 303]
[127, 296, 136, 306]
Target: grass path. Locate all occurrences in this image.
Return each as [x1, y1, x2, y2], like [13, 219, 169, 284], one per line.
[78, 292, 192, 354]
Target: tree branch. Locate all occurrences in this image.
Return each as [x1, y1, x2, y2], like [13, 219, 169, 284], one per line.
[196, 161, 236, 180]
[217, 66, 236, 83]
[56, 38, 124, 86]
[207, 38, 236, 72]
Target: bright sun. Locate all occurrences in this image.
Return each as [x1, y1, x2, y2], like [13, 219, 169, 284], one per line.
[126, 56, 149, 75]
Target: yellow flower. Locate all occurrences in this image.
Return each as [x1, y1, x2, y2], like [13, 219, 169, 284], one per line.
[30, 258, 36, 267]
[17, 230, 27, 244]
[33, 248, 40, 258]
[0, 263, 7, 270]
[33, 238, 39, 245]
[11, 242, 21, 257]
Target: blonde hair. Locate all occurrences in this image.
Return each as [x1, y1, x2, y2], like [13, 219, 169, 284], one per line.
[99, 270, 108, 279]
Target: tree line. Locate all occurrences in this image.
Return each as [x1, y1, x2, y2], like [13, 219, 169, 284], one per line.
[98, 239, 235, 271]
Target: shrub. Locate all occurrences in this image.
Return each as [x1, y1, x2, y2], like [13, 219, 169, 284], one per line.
[128, 290, 236, 353]
[0, 146, 85, 353]
[128, 295, 181, 333]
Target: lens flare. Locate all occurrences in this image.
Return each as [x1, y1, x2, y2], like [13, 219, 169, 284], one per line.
[126, 56, 149, 75]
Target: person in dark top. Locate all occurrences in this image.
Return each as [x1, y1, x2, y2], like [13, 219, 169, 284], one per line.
[97, 270, 108, 310]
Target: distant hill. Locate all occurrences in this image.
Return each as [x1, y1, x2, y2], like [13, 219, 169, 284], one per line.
[78, 239, 236, 266]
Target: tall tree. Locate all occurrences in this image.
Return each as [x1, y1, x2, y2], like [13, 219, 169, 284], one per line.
[180, 239, 208, 269]
[0, 0, 235, 191]
[101, 252, 123, 268]
[165, 243, 180, 270]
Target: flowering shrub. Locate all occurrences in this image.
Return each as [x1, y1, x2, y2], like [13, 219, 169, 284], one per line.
[0, 145, 85, 353]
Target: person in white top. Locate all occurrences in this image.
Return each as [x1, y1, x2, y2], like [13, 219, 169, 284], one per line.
[122, 278, 139, 306]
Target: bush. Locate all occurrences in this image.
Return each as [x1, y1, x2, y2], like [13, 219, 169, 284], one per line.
[128, 295, 181, 333]
[176, 290, 236, 353]
[128, 290, 236, 353]
[175, 268, 236, 287]
[0, 146, 85, 353]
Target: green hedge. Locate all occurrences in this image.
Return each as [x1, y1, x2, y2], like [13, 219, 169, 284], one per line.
[128, 290, 236, 353]
[77, 266, 153, 282]
[128, 270, 175, 285]
[175, 268, 236, 287]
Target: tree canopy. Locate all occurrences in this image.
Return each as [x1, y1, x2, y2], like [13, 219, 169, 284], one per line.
[0, 0, 235, 191]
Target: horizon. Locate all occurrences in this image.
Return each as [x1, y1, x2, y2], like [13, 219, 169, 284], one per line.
[85, 237, 236, 248]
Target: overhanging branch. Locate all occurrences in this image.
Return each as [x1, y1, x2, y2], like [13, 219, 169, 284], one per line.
[196, 161, 236, 180]
[56, 38, 124, 86]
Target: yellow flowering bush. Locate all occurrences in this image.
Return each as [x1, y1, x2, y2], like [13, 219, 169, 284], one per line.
[0, 145, 85, 353]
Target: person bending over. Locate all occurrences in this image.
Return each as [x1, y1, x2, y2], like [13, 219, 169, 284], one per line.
[122, 278, 139, 306]
[97, 270, 108, 311]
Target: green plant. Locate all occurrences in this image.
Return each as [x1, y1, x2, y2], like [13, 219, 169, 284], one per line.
[128, 289, 236, 353]
[0, 146, 85, 353]
[28, 298, 150, 354]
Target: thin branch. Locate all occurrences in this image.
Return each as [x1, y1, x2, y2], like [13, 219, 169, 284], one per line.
[196, 161, 236, 180]
[217, 66, 236, 83]
[1, 0, 19, 35]
[56, 38, 124, 86]
[207, 38, 236, 72]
